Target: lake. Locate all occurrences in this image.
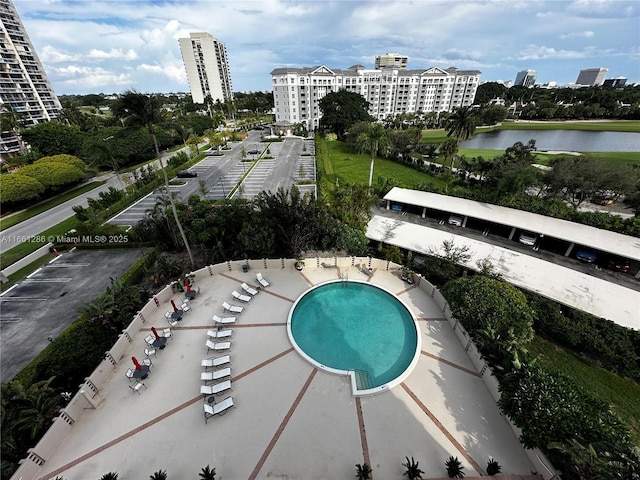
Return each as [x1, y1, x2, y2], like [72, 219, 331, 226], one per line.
[460, 129, 640, 152]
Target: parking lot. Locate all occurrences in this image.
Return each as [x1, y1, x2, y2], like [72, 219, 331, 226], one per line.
[109, 132, 316, 226]
[0, 249, 147, 382]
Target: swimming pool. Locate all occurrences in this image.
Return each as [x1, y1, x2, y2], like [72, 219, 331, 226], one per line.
[287, 280, 421, 395]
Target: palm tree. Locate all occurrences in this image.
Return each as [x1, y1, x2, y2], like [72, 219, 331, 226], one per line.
[445, 106, 476, 144]
[113, 90, 195, 268]
[86, 138, 125, 190]
[357, 122, 391, 191]
[198, 465, 216, 480]
[149, 469, 168, 480]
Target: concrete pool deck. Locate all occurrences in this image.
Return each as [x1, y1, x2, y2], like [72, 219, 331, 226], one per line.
[29, 264, 543, 480]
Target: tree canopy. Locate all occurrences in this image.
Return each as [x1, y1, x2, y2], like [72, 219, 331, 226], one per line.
[319, 90, 371, 140]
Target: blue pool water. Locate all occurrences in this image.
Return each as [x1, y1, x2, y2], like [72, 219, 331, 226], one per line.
[289, 281, 418, 389]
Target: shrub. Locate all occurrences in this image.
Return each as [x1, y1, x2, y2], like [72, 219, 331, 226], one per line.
[34, 154, 85, 171]
[20, 162, 84, 190]
[0, 173, 45, 203]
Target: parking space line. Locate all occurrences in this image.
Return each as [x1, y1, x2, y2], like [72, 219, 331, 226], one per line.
[0, 297, 50, 301]
[24, 278, 72, 283]
[26, 268, 43, 278]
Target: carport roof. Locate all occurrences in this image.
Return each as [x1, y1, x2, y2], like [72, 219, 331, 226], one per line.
[384, 187, 640, 261]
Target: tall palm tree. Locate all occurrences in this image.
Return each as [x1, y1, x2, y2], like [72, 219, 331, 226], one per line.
[357, 123, 391, 191]
[112, 90, 195, 268]
[445, 106, 477, 143]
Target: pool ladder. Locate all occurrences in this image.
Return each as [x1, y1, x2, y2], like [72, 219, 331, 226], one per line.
[354, 369, 373, 390]
[341, 272, 348, 288]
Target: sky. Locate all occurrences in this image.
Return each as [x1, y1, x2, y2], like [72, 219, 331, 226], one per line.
[12, 0, 640, 96]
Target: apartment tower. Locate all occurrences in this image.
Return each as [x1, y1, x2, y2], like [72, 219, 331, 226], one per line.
[271, 58, 480, 131]
[178, 32, 233, 105]
[514, 69, 537, 87]
[0, 0, 62, 157]
[375, 53, 409, 69]
[575, 68, 608, 86]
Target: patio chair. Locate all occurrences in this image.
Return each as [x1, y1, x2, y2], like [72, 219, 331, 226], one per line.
[212, 314, 236, 325]
[129, 381, 147, 395]
[207, 328, 233, 339]
[181, 302, 191, 313]
[166, 316, 179, 328]
[241, 282, 258, 296]
[142, 357, 153, 368]
[232, 290, 251, 303]
[206, 340, 231, 353]
[204, 396, 235, 423]
[222, 302, 243, 314]
[125, 368, 135, 382]
[144, 334, 156, 346]
[256, 272, 270, 288]
[201, 367, 231, 384]
[200, 380, 232, 396]
[163, 327, 173, 340]
[202, 355, 231, 370]
[144, 347, 157, 358]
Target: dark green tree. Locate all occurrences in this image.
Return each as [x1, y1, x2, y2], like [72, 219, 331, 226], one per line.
[319, 90, 371, 140]
[445, 106, 477, 144]
[20, 121, 84, 157]
[356, 122, 391, 190]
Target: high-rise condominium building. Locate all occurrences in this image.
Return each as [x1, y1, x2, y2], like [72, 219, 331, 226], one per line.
[603, 77, 627, 88]
[178, 32, 233, 105]
[514, 69, 537, 87]
[271, 62, 480, 131]
[575, 68, 608, 86]
[0, 0, 62, 157]
[375, 53, 408, 69]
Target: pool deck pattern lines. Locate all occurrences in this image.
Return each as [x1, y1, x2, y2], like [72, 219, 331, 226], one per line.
[248, 368, 318, 480]
[401, 382, 485, 476]
[27, 265, 541, 480]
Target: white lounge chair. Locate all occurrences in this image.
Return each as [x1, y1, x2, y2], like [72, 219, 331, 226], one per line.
[201, 380, 232, 396]
[163, 327, 173, 340]
[241, 282, 258, 296]
[206, 340, 231, 353]
[144, 334, 156, 346]
[204, 396, 235, 423]
[212, 314, 236, 325]
[222, 301, 243, 314]
[125, 368, 135, 382]
[201, 367, 231, 383]
[256, 272, 270, 288]
[207, 329, 233, 339]
[201, 355, 231, 370]
[232, 290, 251, 302]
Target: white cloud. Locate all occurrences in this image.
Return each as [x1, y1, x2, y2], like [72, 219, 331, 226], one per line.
[560, 31, 596, 39]
[40, 45, 79, 63]
[137, 62, 186, 84]
[51, 65, 131, 88]
[88, 48, 138, 61]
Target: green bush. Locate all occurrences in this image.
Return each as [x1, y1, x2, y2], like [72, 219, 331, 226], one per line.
[34, 154, 85, 171]
[0, 173, 45, 203]
[20, 162, 84, 190]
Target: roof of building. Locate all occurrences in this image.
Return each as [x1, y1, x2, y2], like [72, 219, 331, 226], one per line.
[383, 187, 640, 261]
[271, 66, 481, 76]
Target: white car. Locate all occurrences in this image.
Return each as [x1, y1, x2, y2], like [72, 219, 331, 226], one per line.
[518, 233, 537, 246]
[448, 215, 463, 227]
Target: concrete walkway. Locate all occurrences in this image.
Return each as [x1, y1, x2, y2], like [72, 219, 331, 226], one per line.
[33, 266, 540, 480]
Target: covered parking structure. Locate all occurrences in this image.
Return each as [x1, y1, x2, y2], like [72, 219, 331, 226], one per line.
[381, 187, 640, 278]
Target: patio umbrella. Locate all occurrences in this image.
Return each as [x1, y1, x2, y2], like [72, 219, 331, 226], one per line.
[170, 299, 178, 312]
[132, 356, 142, 371]
[185, 280, 191, 293]
[151, 327, 160, 340]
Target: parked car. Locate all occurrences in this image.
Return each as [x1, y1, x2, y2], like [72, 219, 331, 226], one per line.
[176, 170, 197, 178]
[606, 257, 630, 273]
[247, 149, 260, 155]
[518, 232, 537, 246]
[591, 194, 614, 205]
[575, 249, 597, 263]
[447, 215, 463, 227]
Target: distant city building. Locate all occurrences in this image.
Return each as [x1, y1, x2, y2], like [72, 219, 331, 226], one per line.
[271, 62, 480, 131]
[514, 69, 537, 87]
[178, 32, 233, 105]
[575, 68, 608, 86]
[0, 0, 62, 157]
[603, 77, 627, 88]
[375, 53, 409, 69]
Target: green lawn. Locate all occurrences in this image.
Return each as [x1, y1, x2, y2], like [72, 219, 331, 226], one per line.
[324, 139, 449, 190]
[0, 181, 106, 231]
[528, 336, 640, 445]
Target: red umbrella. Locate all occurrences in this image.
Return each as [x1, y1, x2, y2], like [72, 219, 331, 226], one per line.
[185, 281, 191, 293]
[170, 299, 178, 312]
[132, 356, 142, 371]
[151, 327, 160, 340]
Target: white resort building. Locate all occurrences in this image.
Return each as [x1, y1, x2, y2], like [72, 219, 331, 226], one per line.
[271, 57, 480, 131]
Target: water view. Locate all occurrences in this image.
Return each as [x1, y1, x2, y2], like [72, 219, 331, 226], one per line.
[461, 129, 640, 152]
